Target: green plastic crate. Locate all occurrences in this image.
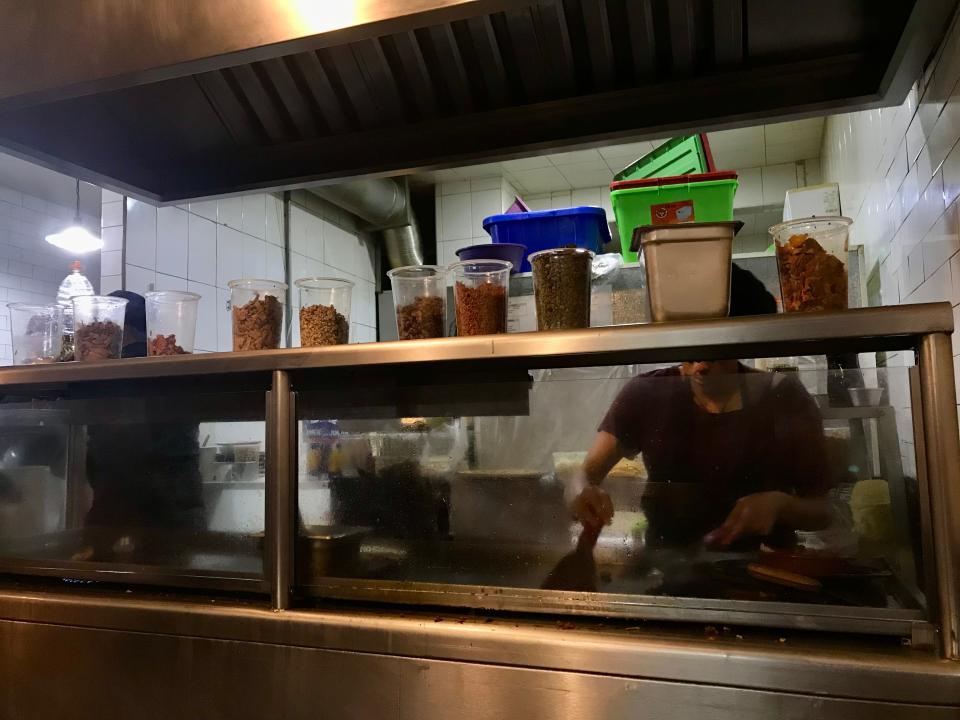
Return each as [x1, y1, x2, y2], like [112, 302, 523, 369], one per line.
[614, 134, 713, 182]
[610, 172, 739, 262]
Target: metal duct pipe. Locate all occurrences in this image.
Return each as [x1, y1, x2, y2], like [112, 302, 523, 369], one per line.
[382, 215, 424, 267]
[312, 178, 408, 229]
[310, 177, 423, 268]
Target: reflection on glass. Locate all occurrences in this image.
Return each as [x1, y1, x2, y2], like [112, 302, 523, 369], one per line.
[0, 394, 265, 585]
[297, 361, 924, 617]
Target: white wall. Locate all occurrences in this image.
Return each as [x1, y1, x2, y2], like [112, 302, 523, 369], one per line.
[435, 176, 521, 274]
[820, 6, 960, 463]
[120, 193, 285, 352]
[0, 165, 101, 365]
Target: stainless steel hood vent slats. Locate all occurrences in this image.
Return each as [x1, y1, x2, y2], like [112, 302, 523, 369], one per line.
[0, 0, 951, 202]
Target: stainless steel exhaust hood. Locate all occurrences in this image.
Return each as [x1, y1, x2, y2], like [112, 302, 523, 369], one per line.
[0, 0, 953, 203]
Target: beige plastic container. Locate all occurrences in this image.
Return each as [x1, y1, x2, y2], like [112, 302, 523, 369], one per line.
[632, 221, 740, 322]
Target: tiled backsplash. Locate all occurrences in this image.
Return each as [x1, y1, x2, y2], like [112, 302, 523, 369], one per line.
[821, 6, 960, 450]
[111, 192, 377, 352]
[435, 176, 520, 275]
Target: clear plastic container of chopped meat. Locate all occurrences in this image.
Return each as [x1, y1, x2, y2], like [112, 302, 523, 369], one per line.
[769, 217, 852, 313]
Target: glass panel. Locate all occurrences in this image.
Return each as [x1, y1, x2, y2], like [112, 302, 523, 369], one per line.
[0, 384, 266, 589]
[296, 359, 925, 621]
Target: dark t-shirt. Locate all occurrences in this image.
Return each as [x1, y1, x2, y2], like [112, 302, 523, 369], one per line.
[599, 365, 830, 547]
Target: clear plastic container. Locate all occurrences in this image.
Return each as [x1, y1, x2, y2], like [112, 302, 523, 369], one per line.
[72, 295, 128, 361]
[769, 217, 852, 313]
[295, 277, 353, 347]
[8, 303, 64, 365]
[530, 248, 594, 330]
[386, 265, 446, 340]
[450, 260, 512, 336]
[145, 291, 201, 355]
[229, 279, 287, 351]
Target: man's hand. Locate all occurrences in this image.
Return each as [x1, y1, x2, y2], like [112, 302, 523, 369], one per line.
[704, 491, 790, 547]
[570, 484, 614, 529]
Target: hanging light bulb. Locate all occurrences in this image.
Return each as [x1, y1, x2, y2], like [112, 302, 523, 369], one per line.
[45, 179, 103, 254]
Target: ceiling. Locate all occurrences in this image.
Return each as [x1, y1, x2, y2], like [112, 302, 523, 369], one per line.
[0, 0, 948, 203]
[412, 117, 826, 194]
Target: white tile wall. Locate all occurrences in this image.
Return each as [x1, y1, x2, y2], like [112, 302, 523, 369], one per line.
[821, 6, 960, 450]
[0, 181, 101, 364]
[118, 193, 288, 352]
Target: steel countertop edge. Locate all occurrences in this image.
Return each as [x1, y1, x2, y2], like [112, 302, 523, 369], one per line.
[0, 587, 957, 706]
[0, 303, 952, 386]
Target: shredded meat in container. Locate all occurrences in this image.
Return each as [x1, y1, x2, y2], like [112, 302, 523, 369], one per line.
[233, 294, 283, 350]
[455, 281, 507, 335]
[300, 304, 349, 346]
[75, 320, 123, 361]
[149, 333, 187, 356]
[776, 233, 847, 312]
[397, 296, 444, 340]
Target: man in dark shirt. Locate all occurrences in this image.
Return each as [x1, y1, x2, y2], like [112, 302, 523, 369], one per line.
[570, 266, 834, 548]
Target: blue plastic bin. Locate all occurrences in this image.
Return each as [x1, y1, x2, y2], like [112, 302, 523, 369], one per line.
[482, 207, 611, 272]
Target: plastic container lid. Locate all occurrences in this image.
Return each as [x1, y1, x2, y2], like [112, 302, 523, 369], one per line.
[481, 206, 608, 230]
[610, 171, 739, 192]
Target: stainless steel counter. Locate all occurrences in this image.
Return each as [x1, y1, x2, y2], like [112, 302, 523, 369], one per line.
[1, 584, 958, 718]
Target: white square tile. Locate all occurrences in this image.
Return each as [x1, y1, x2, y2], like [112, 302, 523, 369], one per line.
[265, 195, 284, 247]
[501, 156, 553, 172]
[100, 275, 122, 295]
[154, 272, 189, 292]
[215, 285, 232, 352]
[156, 206, 188, 279]
[216, 225, 245, 288]
[125, 199, 157, 270]
[559, 164, 614, 189]
[302, 214, 324, 260]
[241, 194, 266, 239]
[325, 223, 356, 272]
[101, 225, 123, 252]
[125, 264, 155, 296]
[188, 281, 217, 352]
[571, 187, 603, 208]
[218, 197, 243, 230]
[440, 180, 471, 196]
[101, 250, 122, 277]
[355, 238, 375, 282]
[101, 201, 123, 228]
[265, 243, 285, 282]
[551, 190, 572, 208]
[470, 189, 502, 235]
[761, 164, 799, 206]
[470, 177, 502, 192]
[510, 167, 571, 194]
[290, 252, 310, 283]
[101, 189, 123, 203]
[440, 193, 472, 242]
[187, 213, 217, 286]
[734, 167, 763, 209]
[242, 235, 266, 278]
[548, 149, 606, 167]
[189, 200, 218, 222]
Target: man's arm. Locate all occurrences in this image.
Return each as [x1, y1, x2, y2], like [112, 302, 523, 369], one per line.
[568, 431, 625, 528]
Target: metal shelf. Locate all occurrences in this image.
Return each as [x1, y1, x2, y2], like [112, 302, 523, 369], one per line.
[0, 303, 951, 387]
